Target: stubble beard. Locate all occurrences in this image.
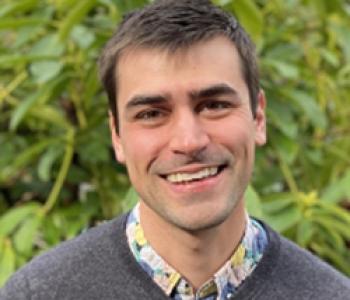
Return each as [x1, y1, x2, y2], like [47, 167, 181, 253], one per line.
[140, 185, 243, 234]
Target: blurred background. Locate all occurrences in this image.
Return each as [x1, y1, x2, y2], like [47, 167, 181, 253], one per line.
[0, 0, 349, 285]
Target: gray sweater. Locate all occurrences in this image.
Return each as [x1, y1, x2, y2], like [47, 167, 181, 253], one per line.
[1, 214, 349, 300]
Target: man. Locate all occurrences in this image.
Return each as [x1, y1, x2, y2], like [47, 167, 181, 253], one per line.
[1, 0, 349, 299]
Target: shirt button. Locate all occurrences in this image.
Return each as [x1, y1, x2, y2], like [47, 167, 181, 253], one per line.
[226, 292, 233, 299]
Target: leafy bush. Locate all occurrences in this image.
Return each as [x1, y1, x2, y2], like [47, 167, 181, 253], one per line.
[0, 0, 349, 286]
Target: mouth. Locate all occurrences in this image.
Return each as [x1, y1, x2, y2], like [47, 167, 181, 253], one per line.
[161, 165, 227, 185]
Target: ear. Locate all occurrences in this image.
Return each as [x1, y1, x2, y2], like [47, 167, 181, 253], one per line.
[108, 110, 126, 164]
[254, 89, 267, 146]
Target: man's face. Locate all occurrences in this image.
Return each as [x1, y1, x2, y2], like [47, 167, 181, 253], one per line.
[111, 36, 266, 231]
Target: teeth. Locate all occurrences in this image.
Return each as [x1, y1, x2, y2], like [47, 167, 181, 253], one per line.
[166, 167, 219, 183]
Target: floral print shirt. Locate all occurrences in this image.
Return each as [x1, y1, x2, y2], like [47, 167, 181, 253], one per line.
[126, 204, 268, 300]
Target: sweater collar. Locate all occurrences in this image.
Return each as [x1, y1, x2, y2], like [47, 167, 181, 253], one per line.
[125, 203, 268, 299]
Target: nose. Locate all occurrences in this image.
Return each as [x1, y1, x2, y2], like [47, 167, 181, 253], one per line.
[169, 111, 210, 155]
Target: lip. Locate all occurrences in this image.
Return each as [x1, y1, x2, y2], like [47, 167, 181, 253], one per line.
[160, 163, 224, 176]
[160, 164, 227, 194]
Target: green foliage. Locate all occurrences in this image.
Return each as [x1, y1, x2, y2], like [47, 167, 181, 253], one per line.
[0, 0, 349, 286]
[246, 0, 350, 276]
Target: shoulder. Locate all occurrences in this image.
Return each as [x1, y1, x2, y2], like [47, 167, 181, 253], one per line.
[0, 214, 151, 300]
[276, 231, 349, 286]
[241, 221, 350, 300]
[21, 213, 128, 273]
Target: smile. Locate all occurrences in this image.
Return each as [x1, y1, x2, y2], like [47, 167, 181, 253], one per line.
[165, 166, 224, 184]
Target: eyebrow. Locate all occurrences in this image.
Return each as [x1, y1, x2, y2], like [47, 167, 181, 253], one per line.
[126, 94, 168, 110]
[125, 83, 238, 111]
[190, 83, 238, 100]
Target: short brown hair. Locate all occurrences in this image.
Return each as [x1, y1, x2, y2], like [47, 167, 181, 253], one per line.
[99, 0, 260, 131]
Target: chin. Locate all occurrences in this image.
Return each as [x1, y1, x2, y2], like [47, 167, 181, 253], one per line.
[165, 208, 232, 233]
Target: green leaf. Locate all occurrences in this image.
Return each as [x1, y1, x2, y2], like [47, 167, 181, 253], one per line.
[38, 146, 63, 182]
[38, 72, 71, 105]
[266, 99, 298, 139]
[287, 90, 328, 130]
[305, 148, 324, 166]
[320, 49, 340, 67]
[0, 0, 39, 18]
[41, 216, 61, 246]
[58, 0, 98, 41]
[316, 223, 345, 252]
[0, 203, 40, 237]
[338, 64, 350, 85]
[264, 44, 303, 63]
[213, 0, 231, 6]
[29, 34, 64, 57]
[262, 194, 294, 214]
[316, 203, 350, 225]
[0, 17, 46, 29]
[331, 22, 350, 63]
[13, 25, 42, 49]
[30, 105, 71, 129]
[71, 25, 95, 49]
[1, 139, 57, 179]
[263, 206, 302, 233]
[312, 216, 350, 240]
[52, 0, 77, 12]
[0, 134, 26, 169]
[41, 129, 75, 215]
[245, 185, 263, 218]
[13, 214, 42, 255]
[321, 170, 350, 203]
[122, 187, 138, 212]
[0, 54, 56, 68]
[9, 73, 69, 130]
[271, 133, 299, 165]
[296, 219, 314, 247]
[9, 92, 39, 131]
[76, 129, 110, 164]
[82, 65, 99, 105]
[0, 239, 16, 286]
[264, 60, 299, 80]
[29, 60, 63, 83]
[229, 0, 263, 42]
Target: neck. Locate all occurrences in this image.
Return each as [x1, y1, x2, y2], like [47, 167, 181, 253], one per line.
[139, 200, 247, 289]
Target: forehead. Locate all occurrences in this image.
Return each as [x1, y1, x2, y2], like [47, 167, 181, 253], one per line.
[116, 36, 248, 106]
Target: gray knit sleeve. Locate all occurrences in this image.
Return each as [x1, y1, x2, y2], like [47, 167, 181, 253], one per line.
[0, 271, 32, 300]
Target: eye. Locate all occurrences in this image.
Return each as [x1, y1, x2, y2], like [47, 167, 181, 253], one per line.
[196, 100, 233, 117]
[135, 109, 164, 120]
[202, 101, 231, 110]
[134, 108, 169, 126]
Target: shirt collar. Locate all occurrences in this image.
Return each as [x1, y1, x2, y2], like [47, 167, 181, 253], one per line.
[126, 203, 268, 299]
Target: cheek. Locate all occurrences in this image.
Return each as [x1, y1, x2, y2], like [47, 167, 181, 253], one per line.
[121, 126, 167, 168]
[209, 118, 255, 153]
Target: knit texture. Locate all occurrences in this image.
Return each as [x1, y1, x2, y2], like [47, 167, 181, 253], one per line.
[1, 214, 349, 300]
[125, 204, 268, 299]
